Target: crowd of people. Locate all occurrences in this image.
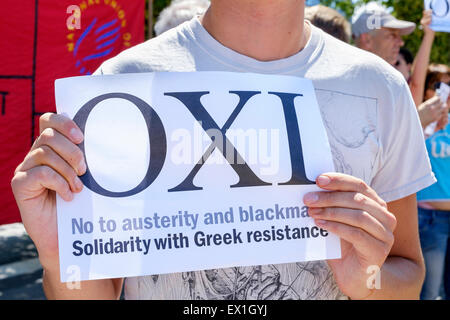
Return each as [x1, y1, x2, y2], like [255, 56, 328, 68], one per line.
[351, 3, 449, 300]
[10, 0, 450, 300]
[308, 3, 450, 300]
[155, 0, 450, 300]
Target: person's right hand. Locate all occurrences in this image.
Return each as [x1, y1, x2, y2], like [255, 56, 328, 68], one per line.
[435, 100, 449, 131]
[11, 113, 86, 272]
[417, 96, 446, 128]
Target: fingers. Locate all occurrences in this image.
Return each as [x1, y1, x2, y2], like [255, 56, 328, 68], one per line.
[418, 96, 439, 112]
[39, 112, 84, 144]
[309, 207, 393, 243]
[304, 190, 396, 232]
[302, 173, 396, 260]
[436, 111, 449, 131]
[303, 173, 397, 234]
[17, 145, 83, 193]
[421, 11, 432, 23]
[314, 219, 392, 260]
[29, 128, 86, 176]
[313, 172, 386, 208]
[13, 113, 87, 199]
[423, 10, 433, 18]
[418, 97, 443, 126]
[11, 166, 74, 202]
[421, 10, 434, 32]
[427, 96, 442, 109]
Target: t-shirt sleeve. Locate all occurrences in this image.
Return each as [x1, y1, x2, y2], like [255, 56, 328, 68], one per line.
[370, 80, 436, 203]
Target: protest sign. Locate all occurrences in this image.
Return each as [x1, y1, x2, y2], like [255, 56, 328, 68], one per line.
[55, 72, 340, 282]
[425, 0, 450, 32]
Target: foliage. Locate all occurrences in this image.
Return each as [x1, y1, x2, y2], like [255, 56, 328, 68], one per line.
[392, 0, 449, 65]
[153, 0, 172, 25]
[318, 0, 449, 65]
[320, 1, 392, 18]
[146, 0, 172, 38]
[146, 0, 449, 64]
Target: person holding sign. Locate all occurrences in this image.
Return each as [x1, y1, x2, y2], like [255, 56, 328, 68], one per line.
[11, 0, 435, 300]
[417, 64, 450, 300]
[397, 10, 436, 106]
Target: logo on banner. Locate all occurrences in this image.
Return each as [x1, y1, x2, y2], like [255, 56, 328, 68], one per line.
[66, 0, 133, 75]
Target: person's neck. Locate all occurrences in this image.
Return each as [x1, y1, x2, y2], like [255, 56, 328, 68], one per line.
[200, 0, 310, 62]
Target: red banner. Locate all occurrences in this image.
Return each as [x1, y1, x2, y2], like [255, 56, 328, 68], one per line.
[0, 0, 145, 225]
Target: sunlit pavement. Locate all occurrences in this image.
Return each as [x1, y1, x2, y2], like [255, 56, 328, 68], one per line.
[0, 223, 45, 300]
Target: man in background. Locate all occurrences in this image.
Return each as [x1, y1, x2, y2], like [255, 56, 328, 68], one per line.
[352, 2, 415, 66]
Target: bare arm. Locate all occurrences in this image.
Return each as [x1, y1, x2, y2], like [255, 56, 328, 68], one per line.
[305, 173, 425, 299]
[11, 113, 124, 300]
[363, 194, 425, 299]
[43, 267, 123, 300]
[409, 10, 435, 106]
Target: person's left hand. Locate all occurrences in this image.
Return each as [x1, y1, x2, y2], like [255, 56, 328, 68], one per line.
[421, 10, 435, 36]
[304, 173, 397, 299]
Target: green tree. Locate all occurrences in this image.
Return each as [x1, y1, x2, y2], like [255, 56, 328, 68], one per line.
[319, 0, 392, 18]
[148, 0, 449, 64]
[392, 0, 449, 65]
[319, 0, 449, 64]
[146, 0, 171, 38]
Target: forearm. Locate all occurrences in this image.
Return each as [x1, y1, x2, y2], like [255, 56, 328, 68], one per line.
[363, 256, 425, 300]
[42, 261, 122, 299]
[410, 33, 435, 105]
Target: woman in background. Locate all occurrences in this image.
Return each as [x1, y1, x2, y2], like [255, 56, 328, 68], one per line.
[416, 64, 450, 300]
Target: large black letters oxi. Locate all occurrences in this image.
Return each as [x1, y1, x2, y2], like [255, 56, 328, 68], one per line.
[73, 93, 166, 197]
[268, 92, 315, 185]
[74, 91, 314, 198]
[164, 91, 271, 192]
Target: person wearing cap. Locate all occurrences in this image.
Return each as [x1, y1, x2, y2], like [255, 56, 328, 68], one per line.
[12, 0, 434, 300]
[352, 2, 416, 66]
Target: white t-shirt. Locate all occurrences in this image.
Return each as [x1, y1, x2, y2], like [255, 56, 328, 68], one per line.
[95, 18, 435, 300]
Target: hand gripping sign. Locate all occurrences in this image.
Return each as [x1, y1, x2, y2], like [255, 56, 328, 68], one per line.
[55, 72, 340, 282]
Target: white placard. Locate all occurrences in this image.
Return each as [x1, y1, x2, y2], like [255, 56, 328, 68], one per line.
[55, 72, 340, 282]
[424, 82, 450, 138]
[425, 0, 450, 32]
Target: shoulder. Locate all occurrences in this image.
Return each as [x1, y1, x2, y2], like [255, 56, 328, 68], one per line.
[95, 20, 195, 75]
[317, 29, 408, 99]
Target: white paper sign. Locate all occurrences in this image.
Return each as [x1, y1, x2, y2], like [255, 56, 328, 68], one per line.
[55, 72, 340, 282]
[424, 82, 450, 138]
[425, 0, 450, 32]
